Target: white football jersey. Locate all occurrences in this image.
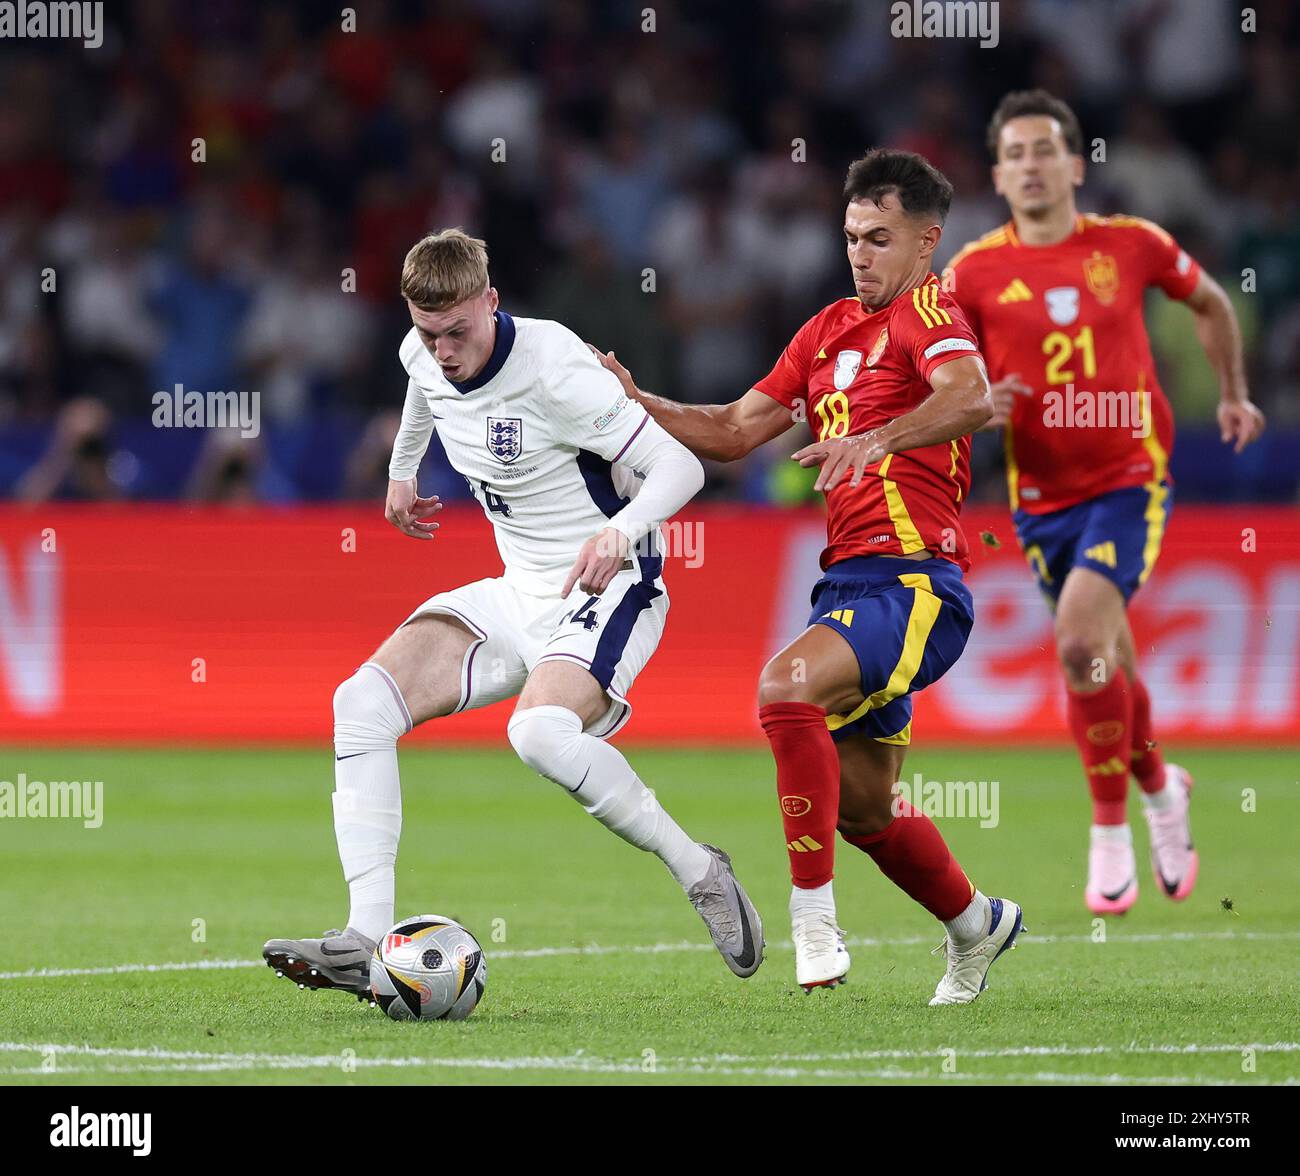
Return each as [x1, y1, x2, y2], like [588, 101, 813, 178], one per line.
[389, 311, 666, 597]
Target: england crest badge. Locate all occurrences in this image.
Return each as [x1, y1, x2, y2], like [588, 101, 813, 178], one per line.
[486, 416, 523, 464]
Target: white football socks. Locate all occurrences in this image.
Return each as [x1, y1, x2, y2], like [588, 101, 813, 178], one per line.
[1092, 822, 1134, 843]
[507, 705, 711, 888]
[789, 880, 836, 919]
[332, 662, 411, 942]
[1141, 776, 1177, 810]
[944, 889, 992, 947]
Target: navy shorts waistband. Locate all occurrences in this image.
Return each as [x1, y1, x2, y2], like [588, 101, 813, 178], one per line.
[821, 554, 960, 582]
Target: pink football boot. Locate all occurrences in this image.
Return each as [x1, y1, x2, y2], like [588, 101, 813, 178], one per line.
[1085, 829, 1139, 915]
[1143, 764, 1199, 901]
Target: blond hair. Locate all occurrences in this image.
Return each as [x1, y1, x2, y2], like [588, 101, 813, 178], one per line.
[400, 229, 489, 311]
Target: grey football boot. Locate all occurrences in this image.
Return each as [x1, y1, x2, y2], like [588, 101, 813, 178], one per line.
[262, 927, 377, 1000]
[686, 844, 764, 978]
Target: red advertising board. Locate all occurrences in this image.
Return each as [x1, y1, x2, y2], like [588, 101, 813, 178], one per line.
[0, 504, 1295, 745]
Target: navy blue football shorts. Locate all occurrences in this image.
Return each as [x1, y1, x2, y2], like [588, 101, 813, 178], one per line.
[1012, 480, 1172, 607]
[808, 555, 974, 746]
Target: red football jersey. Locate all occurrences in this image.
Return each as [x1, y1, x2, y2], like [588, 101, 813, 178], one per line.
[943, 214, 1200, 514]
[754, 273, 983, 572]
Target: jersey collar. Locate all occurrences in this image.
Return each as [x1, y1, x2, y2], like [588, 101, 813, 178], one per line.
[446, 310, 516, 394]
[1005, 214, 1085, 248]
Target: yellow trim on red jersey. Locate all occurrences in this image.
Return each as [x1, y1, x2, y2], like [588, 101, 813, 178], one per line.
[915, 288, 935, 330]
[910, 281, 953, 329]
[912, 285, 936, 328]
[1081, 212, 1175, 246]
[1134, 374, 1171, 585]
[945, 226, 1012, 274]
[1004, 421, 1020, 511]
[929, 283, 952, 325]
[1005, 214, 1089, 248]
[877, 454, 928, 554]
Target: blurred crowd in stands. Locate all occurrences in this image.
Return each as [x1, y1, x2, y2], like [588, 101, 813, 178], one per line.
[1, 0, 1298, 505]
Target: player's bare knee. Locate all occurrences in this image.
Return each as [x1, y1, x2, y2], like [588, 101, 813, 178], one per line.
[1056, 631, 1105, 683]
[758, 654, 821, 708]
[837, 800, 894, 838]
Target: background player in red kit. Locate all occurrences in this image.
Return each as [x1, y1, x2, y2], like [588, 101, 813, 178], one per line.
[944, 91, 1266, 915]
[597, 150, 1024, 1003]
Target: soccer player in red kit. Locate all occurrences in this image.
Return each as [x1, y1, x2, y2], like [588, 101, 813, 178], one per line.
[596, 149, 1024, 1003]
[943, 91, 1265, 914]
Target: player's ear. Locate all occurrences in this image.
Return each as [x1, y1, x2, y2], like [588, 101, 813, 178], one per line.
[485, 286, 500, 314]
[918, 223, 942, 261]
[1070, 154, 1085, 188]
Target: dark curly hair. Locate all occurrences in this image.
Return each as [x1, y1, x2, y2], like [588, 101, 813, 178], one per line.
[842, 148, 954, 225]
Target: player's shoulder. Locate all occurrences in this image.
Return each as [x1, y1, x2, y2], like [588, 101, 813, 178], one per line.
[511, 315, 587, 365]
[1079, 212, 1175, 248]
[944, 223, 1016, 275]
[792, 297, 861, 342]
[513, 316, 624, 419]
[892, 275, 969, 333]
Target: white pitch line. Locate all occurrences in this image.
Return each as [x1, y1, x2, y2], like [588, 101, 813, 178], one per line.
[0, 925, 1294, 982]
[689, 1041, 1300, 1064]
[0, 1041, 1289, 1086]
[0, 1063, 1279, 1085]
[3, 1039, 1296, 1070]
[0, 1046, 1287, 1086]
[1, 928, 1296, 981]
[0, 958, 263, 981]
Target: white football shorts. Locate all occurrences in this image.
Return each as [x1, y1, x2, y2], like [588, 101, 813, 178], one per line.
[402, 569, 669, 738]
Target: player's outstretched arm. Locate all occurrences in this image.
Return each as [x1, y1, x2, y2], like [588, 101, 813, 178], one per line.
[794, 355, 992, 492]
[1182, 272, 1266, 453]
[592, 349, 793, 462]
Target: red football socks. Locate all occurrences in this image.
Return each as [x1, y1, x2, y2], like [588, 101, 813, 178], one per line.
[759, 702, 839, 889]
[1128, 673, 1167, 793]
[842, 800, 973, 921]
[1067, 667, 1133, 825]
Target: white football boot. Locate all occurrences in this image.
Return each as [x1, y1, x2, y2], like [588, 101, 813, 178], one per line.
[929, 897, 1025, 1006]
[791, 909, 850, 991]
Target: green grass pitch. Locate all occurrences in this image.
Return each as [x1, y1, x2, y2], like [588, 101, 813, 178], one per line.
[1, 744, 1296, 1086]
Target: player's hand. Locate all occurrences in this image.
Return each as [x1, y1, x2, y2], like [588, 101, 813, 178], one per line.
[792, 431, 887, 492]
[1218, 397, 1266, 454]
[384, 477, 442, 540]
[588, 347, 640, 400]
[983, 373, 1033, 431]
[563, 526, 630, 597]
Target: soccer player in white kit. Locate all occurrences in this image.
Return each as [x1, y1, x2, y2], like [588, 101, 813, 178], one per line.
[264, 230, 763, 995]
